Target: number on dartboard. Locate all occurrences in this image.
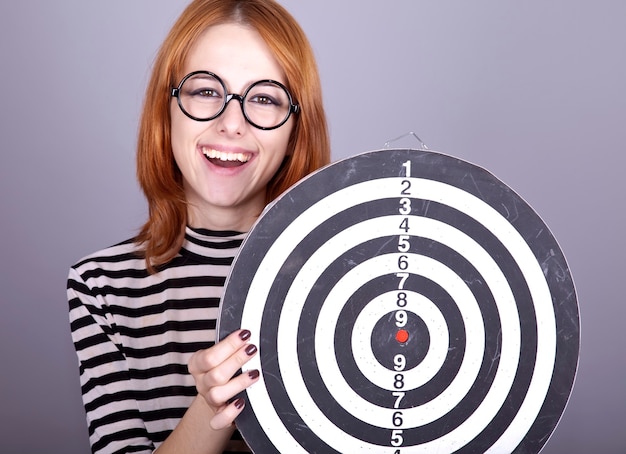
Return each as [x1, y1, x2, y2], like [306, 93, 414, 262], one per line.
[392, 391, 405, 408]
[398, 235, 410, 253]
[389, 160, 414, 450]
[396, 292, 408, 308]
[400, 180, 411, 196]
[391, 430, 404, 447]
[396, 272, 409, 289]
[402, 160, 411, 177]
[399, 217, 410, 233]
[398, 255, 409, 270]
[395, 310, 407, 327]
[399, 197, 411, 215]
[394, 354, 406, 371]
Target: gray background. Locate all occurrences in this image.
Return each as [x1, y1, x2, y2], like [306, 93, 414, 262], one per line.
[1, 1, 624, 452]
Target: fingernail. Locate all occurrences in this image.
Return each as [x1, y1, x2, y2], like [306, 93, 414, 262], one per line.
[245, 344, 257, 356]
[248, 369, 260, 380]
[234, 398, 245, 410]
[239, 329, 251, 341]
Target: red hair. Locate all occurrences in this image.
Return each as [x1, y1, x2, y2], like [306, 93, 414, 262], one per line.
[135, 0, 330, 270]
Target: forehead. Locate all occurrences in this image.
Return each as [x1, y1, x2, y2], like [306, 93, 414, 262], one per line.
[184, 23, 286, 88]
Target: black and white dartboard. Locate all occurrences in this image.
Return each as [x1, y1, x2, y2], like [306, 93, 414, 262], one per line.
[217, 148, 579, 453]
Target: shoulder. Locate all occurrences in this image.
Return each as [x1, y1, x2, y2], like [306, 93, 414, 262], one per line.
[69, 238, 146, 281]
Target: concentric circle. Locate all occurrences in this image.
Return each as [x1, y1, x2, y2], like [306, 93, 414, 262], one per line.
[218, 148, 579, 453]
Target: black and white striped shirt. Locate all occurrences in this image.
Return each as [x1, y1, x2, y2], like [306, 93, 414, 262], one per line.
[67, 227, 250, 453]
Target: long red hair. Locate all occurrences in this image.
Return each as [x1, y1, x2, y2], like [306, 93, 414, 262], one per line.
[135, 0, 330, 270]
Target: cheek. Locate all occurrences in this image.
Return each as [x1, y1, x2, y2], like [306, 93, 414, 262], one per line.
[169, 106, 196, 172]
[170, 104, 187, 147]
[170, 105, 207, 159]
[271, 121, 295, 159]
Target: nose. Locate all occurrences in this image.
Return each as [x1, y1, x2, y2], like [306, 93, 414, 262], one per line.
[216, 94, 246, 134]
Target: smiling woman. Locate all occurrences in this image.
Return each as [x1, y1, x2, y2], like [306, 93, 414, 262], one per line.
[168, 23, 297, 233]
[66, 1, 329, 453]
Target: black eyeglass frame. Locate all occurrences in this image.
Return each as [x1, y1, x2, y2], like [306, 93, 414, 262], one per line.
[171, 70, 300, 130]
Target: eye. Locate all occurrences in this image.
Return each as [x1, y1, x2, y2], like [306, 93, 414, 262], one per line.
[181, 74, 224, 101]
[249, 94, 279, 106]
[193, 88, 221, 98]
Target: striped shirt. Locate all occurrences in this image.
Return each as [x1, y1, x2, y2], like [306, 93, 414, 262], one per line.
[67, 226, 251, 453]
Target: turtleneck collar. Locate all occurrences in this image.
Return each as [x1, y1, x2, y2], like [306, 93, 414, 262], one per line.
[178, 226, 247, 263]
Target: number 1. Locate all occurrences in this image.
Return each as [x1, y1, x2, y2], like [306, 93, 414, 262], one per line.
[402, 160, 411, 178]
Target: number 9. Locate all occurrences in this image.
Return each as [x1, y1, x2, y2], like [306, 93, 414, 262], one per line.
[394, 354, 406, 371]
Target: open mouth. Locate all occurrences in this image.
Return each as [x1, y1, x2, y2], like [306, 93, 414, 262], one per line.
[201, 147, 251, 168]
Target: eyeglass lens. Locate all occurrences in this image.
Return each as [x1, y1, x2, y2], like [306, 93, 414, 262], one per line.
[178, 73, 292, 129]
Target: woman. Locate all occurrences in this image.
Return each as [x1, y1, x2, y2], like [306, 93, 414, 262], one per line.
[67, 0, 330, 452]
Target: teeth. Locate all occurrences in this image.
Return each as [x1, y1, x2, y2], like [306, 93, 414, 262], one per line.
[202, 147, 251, 163]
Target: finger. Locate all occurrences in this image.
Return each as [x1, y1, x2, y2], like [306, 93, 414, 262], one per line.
[201, 342, 258, 388]
[189, 329, 252, 374]
[210, 397, 246, 431]
[204, 368, 260, 407]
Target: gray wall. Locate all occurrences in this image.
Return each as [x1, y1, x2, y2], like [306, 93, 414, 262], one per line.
[1, 1, 624, 452]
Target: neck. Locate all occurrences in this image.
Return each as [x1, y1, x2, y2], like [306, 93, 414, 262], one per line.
[186, 203, 261, 232]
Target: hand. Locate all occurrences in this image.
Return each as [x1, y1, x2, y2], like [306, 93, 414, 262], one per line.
[188, 329, 260, 430]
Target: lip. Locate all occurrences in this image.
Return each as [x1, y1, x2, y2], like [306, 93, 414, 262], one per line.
[201, 145, 253, 162]
[198, 144, 255, 173]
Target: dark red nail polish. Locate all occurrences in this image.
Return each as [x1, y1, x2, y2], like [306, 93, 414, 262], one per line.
[239, 329, 251, 341]
[248, 369, 260, 380]
[245, 344, 257, 356]
[234, 398, 245, 410]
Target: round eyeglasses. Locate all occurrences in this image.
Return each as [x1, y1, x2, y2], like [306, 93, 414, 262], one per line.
[171, 71, 299, 130]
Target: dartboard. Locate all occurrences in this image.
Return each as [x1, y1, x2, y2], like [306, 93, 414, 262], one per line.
[217, 148, 579, 453]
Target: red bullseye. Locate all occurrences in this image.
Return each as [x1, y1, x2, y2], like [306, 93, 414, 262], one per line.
[396, 329, 409, 343]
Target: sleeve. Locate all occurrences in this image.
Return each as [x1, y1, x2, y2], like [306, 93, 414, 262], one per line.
[67, 266, 155, 454]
